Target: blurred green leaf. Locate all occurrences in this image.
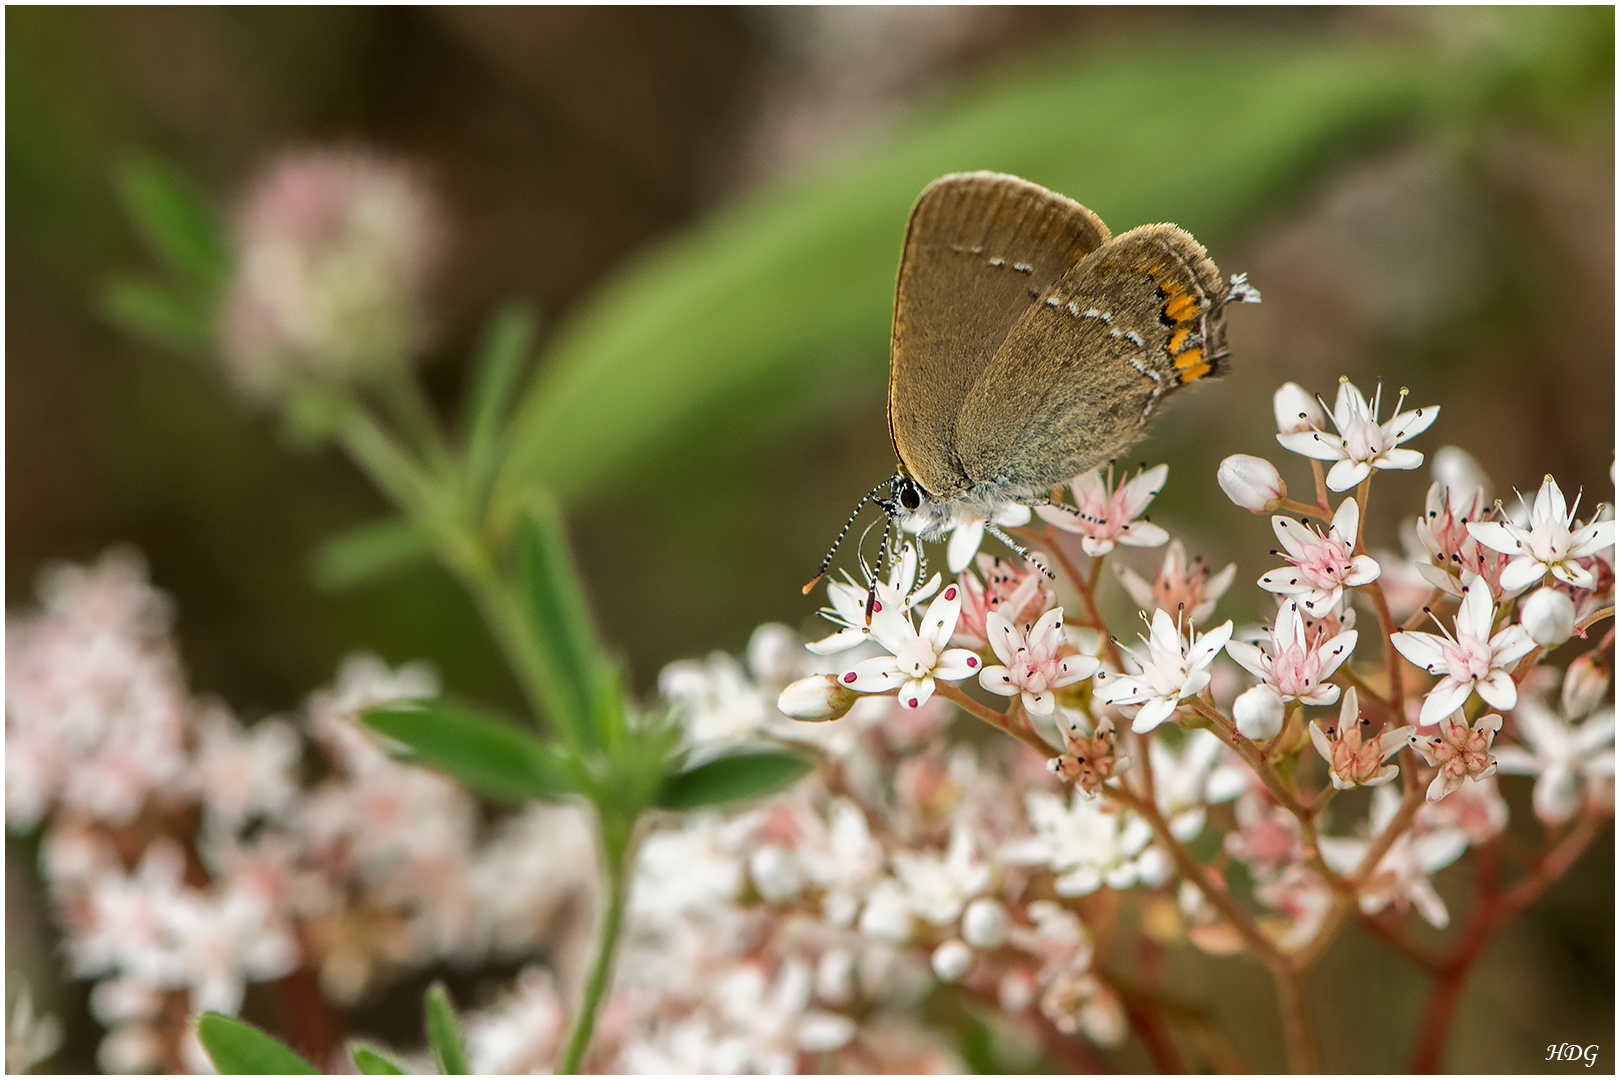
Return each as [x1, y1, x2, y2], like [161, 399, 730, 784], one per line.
[350, 1042, 407, 1075]
[311, 517, 435, 592]
[496, 39, 1437, 510]
[656, 748, 813, 811]
[363, 700, 574, 802]
[424, 982, 469, 1075]
[115, 154, 231, 287]
[100, 274, 214, 352]
[196, 1014, 319, 1075]
[464, 304, 537, 508]
[516, 497, 600, 747]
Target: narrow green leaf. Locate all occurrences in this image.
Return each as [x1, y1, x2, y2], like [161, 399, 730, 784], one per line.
[423, 982, 469, 1075]
[311, 517, 435, 592]
[363, 701, 574, 802]
[100, 275, 214, 352]
[463, 304, 537, 507]
[196, 1014, 319, 1075]
[350, 1042, 407, 1075]
[116, 154, 231, 286]
[656, 748, 814, 811]
[515, 497, 599, 747]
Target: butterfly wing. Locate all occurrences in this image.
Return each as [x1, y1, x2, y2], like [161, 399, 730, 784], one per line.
[955, 224, 1232, 491]
[889, 172, 1109, 498]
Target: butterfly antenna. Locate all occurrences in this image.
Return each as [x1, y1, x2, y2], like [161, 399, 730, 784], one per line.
[803, 482, 888, 594]
[985, 522, 1055, 579]
[865, 507, 897, 624]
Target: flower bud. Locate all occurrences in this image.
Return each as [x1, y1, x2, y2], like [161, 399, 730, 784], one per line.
[1273, 382, 1325, 434]
[747, 623, 803, 686]
[1233, 684, 1286, 740]
[777, 675, 857, 722]
[961, 898, 1010, 950]
[1520, 588, 1576, 647]
[1217, 455, 1286, 513]
[1562, 655, 1611, 719]
[930, 939, 973, 983]
[221, 150, 441, 401]
[1431, 446, 1490, 508]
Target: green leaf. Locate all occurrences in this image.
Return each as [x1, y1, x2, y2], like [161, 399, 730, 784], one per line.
[100, 274, 214, 352]
[116, 154, 231, 287]
[423, 982, 469, 1075]
[350, 1042, 407, 1075]
[515, 497, 599, 747]
[495, 38, 1437, 509]
[196, 1014, 319, 1075]
[656, 748, 814, 811]
[363, 700, 574, 802]
[463, 304, 537, 508]
[311, 517, 436, 592]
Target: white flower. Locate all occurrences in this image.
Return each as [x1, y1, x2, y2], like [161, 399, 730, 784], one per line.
[1391, 583, 1537, 726]
[463, 966, 567, 1075]
[194, 706, 301, 829]
[1034, 464, 1170, 556]
[6, 982, 62, 1075]
[1276, 378, 1439, 491]
[1003, 791, 1169, 896]
[908, 502, 1033, 573]
[1320, 786, 1468, 928]
[1495, 682, 1615, 824]
[807, 541, 939, 654]
[930, 940, 973, 983]
[1217, 454, 1287, 512]
[1226, 599, 1357, 706]
[977, 607, 1097, 716]
[1467, 475, 1616, 591]
[1258, 497, 1381, 617]
[892, 824, 991, 926]
[961, 898, 1010, 950]
[837, 581, 983, 710]
[1093, 609, 1233, 734]
[1150, 730, 1246, 841]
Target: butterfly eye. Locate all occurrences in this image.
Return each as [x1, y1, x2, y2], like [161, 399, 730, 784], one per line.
[899, 481, 923, 512]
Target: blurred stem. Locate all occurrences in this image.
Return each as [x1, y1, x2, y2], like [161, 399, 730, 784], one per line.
[377, 366, 454, 478]
[1274, 967, 1320, 1074]
[1276, 497, 1331, 522]
[558, 816, 633, 1074]
[1311, 461, 1330, 512]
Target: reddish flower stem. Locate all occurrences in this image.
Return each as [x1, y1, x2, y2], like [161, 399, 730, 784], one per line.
[1408, 814, 1599, 1073]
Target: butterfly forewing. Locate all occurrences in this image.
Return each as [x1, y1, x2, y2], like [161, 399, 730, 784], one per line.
[889, 172, 1109, 497]
[955, 224, 1230, 490]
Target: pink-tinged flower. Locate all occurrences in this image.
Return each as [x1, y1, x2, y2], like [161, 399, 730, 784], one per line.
[908, 502, 1034, 573]
[1467, 475, 1616, 592]
[951, 554, 1055, 650]
[1217, 454, 1286, 513]
[1273, 382, 1327, 435]
[1093, 609, 1234, 734]
[1034, 464, 1170, 556]
[1046, 715, 1130, 796]
[838, 582, 982, 710]
[1115, 539, 1236, 628]
[1320, 786, 1468, 928]
[1226, 600, 1357, 707]
[1411, 479, 1516, 600]
[1390, 583, 1536, 726]
[221, 150, 443, 400]
[1411, 712, 1501, 803]
[807, 541, 938, 655]
[1416, 774, 1507, 844]
[1308, 687, 1415, 790]
[978, 608, 1097, 716]
[1495, 678, 1615, 824]
[1275, 378, 1439, 492]
[1258, 498, 1381, 617]
[1224, 789, 1304, 877]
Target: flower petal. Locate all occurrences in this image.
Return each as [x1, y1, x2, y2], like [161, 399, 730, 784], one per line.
[934, 648, 983, 682]
[1475, 670, 1517, 711]
[979, 664, 1019, 697]
[1277, 429, 1345, 461]
[1390, 630, 1447, 673]
[1131, 697, 1178, 734]
[1498, 556, 1546, 592]
[1465, 520, 1525, 556]
[898, 677, 935, 710]
[1374, 447, 1425, 472]
[1385, 405, 1439, 444]
[843, 656, 905, 693]
[1224, 639, 1270, 679]
[1326, 459, 1373, 492]
[919, 582, 965, 652]
[1419, 679, 1472, 727]
[946, 520, 986, 574]
[1118, 521, 1170, 548]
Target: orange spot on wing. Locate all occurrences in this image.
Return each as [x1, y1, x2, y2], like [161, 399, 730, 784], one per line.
[1173, 346, 1205, 369]
[1179, 361, 1212, 382]
[1164, 294, 1199, 322]
[1168, 327, 1193, 353]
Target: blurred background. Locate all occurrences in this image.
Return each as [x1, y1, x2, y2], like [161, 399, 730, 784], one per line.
[8, 6, 1613, 1073]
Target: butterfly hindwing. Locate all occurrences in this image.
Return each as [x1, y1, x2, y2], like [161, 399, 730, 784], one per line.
[955, 224, 1231, 491]
[889, 172, 1109, 497]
